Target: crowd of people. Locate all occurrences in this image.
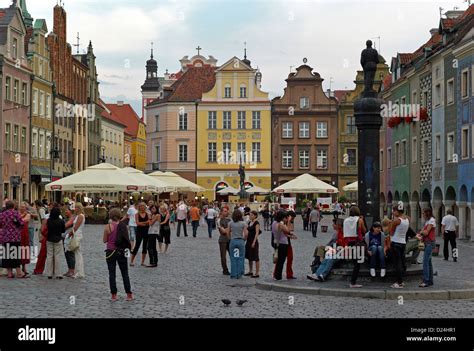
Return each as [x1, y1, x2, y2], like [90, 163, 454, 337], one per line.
[1, 195, 461, 300]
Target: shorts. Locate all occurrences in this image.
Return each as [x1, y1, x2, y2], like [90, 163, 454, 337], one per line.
[129, 226, 137, 241]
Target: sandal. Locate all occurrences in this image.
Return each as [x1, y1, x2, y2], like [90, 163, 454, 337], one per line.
[129, 263, 135, 267]
[17, 273, 30, 279]
[251, 274, 260, 278]
[244, 272, 253, 276]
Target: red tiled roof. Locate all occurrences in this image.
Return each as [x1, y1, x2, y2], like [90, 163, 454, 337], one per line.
[398, 53, 415, 65]
[457, 4, 474, 22]
[383, 74, 392, 90]
[333, 90, 350, 102]
[99, 99, 128, 129]
[150, 66, 216, 106]
[105, 103, 142, 137]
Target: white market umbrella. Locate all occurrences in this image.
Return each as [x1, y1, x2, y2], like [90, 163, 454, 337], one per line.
[148, 171, 204, 192]
[273, 173, 339, 194]
[46, 163, 145, 192]
[342, 181, 358, 192]
[246, 186, 271, 194]
[217, 186, 240, 195]
[121, 167, 168, 193]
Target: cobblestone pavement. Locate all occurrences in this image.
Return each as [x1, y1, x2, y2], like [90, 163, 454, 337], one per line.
[1, 217, 474, 318]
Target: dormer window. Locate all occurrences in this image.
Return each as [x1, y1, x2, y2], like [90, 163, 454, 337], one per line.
[300, 97, 309, 109]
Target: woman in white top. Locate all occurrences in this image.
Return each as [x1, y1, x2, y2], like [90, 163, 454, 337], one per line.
[389, 202, 410, 289]
[71, 203, 85, 278]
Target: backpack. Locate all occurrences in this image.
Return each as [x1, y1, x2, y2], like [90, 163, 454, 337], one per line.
[115, 221, 131, 250]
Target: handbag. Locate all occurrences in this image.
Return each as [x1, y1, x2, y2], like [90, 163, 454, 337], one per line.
[68, 230, 79, 251]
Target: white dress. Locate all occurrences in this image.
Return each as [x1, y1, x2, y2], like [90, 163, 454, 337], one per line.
[73, 214, 85, 278]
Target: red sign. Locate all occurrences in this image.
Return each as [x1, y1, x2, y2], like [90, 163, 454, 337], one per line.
[327, 189, 335, 193]
[127, 185, 139, 191]
[50, 185, 62, 191]
[276, 189, 284, 193]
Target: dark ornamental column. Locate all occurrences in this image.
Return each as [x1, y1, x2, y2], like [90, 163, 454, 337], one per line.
[354, 40, 383, 226]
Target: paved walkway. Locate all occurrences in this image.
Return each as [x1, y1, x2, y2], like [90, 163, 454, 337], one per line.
[1, 217, 474, 318]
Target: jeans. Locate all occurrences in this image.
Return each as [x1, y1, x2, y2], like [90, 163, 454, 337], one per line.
[391, 242, 406, 284]
[311, 222, 318, 237]
[219, 241, 229, 273]
[191, 221, 199, 237]
[129, 226, 137, 242]
[369, 245, 385, 269]
[207, 218, 215, 238]
[229, 239, 245, 278]
[423, 241, 434, 285]
[176, 219, 188, 237]
[147, 234, 158, 266]
[443, 231, 456, 260]
[316, 258, 337, 279]
[273, 243, 289, 280]
[106, 250, 132, 295]
[64, 250, 75, 270]
[28, 227, 35, 249]
[264, 217, 270, 231]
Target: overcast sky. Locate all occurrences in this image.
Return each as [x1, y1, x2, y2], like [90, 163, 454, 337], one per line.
[2, 0, 469, 115]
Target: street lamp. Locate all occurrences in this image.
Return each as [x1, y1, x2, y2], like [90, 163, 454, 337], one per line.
[47, 135, 59, 202]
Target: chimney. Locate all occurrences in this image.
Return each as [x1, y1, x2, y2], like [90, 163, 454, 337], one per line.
[117, 101, 124, 106]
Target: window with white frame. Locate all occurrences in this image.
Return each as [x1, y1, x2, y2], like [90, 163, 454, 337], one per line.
[46, 94, 51, 118]
[237, 111, 246, 129]
[252, 142, 261, 163]
[208, 142, 217, 162]
[346, 116, 356, 134]
[5, 77, 11, 101]
[237, 142, 246, 163]
[447, 79, 454, 104]
[240, 85, 247, 98]
[282, 149, 293, 168]
[208, 111, 217, 129]
[223, 111, 232, 129]
[299, 122, 309, 138]
[316, 149, 328, 169]
[179, 112, 188, 130]
[5, 123, 11, 150]
[282, 122, 293, 138]
[21, 83, 27, 105]
[21, 127, 26, 153]
[299, 149, 309, 169]
[300, 97, 309, 109]
[179, 144, 188, 162]
[33, 89, 38, 115]
[252, 111, 261, 129]
[316, 122, 328, 138]
[13, 80, 19, 103]
[39, 92, 44, 116]
[461, 69, 469, 99]
[447, 133, 455, 162]
[435, 134, 441, 161]
[412, 137, 418, 163]
[223, 142, 231, 163]
[32, 130, 38, 158]
[461, 127, 469, 159]
[46, 133, 51, 160]
[224, 84, 231, 98]
[13, 125, 18, 152]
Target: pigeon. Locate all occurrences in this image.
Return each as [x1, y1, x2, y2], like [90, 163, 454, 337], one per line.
[222, 299, 231, 306]
[236, 299, 247, 307]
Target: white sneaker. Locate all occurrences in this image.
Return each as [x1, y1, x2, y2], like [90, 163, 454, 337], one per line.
[306, 274, 318, 281]
[380, 269, 386, 277]
[370, 268, 376, 277]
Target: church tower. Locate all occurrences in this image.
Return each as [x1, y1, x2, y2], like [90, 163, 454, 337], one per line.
[141, 43, 161, 124]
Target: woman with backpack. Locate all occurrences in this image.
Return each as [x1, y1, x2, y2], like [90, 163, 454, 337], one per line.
[103, 208, 133, 302]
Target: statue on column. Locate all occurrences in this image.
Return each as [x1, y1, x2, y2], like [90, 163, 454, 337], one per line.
[238, 163, 246, 198]
[360, 40, 380, 95]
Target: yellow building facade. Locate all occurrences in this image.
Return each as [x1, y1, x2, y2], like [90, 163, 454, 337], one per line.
[131, 122, 147, 171]
[197, 57, 271, 200]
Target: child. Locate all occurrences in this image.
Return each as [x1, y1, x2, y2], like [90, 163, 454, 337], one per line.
[365, 222, 386, 277]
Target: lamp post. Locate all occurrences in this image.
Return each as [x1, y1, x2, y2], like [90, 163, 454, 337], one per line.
[47, 135, 60, 202]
